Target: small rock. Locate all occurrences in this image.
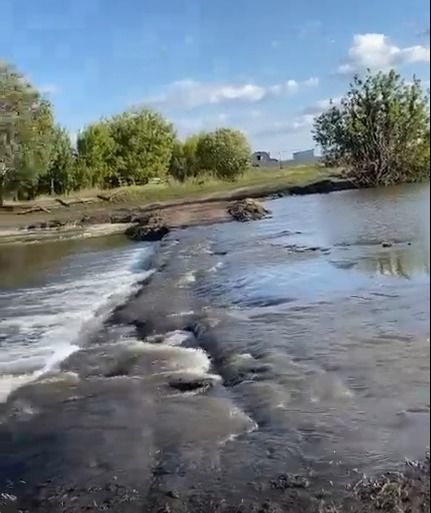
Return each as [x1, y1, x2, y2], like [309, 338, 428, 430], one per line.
[168, 376, 214, 393]
[259, 501, 283, 513]
[166, 490, 180, 499]
[227, 199, 270, 222]
[382, 241, 393, 248]
[125, 214, 170, 242]
[270, 473, 310, 490]
[80, 212, 111, 225]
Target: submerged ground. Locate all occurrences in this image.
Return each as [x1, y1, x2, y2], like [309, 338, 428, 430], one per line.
[0, 183, 429, 512]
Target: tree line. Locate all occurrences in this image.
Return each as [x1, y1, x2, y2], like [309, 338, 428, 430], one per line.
[0, 62, 250, 205]
[1, 61, 429, 205]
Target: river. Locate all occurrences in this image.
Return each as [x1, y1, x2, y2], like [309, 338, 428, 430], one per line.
[0, 183, 429, 512]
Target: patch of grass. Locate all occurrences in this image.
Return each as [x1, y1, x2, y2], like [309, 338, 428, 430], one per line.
[4, 164, 337, 209]
[97, 165, 336, 206]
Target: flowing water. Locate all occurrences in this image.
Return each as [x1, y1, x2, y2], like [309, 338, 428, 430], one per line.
[0, 184, 429, 511]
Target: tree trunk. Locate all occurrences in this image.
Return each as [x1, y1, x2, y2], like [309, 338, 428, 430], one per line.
[0, 178, 4, 207]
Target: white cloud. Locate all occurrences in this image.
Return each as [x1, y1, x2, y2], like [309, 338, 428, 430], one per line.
[143, 77, 319, 110]
[251, 94, 341, 141]
[302, 96, 342, 115]
[303, 77, 320, 87]
[253, 114, 315, 138]
[338, 33, 430, 74]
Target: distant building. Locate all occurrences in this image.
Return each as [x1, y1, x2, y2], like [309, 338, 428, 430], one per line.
[252, 149, 318, 169]
[292, 149, 316, 163]
[251, 151, 279, 168]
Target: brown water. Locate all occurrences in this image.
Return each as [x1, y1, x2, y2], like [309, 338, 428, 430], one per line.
[0, 183, 429, 512]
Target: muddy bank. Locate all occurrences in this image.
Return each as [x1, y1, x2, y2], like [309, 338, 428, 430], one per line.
[0, 178, 354, 243]
[1, 456, 428, 512]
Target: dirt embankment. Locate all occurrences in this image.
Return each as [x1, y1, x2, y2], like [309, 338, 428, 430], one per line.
[0, 178, 355, 243]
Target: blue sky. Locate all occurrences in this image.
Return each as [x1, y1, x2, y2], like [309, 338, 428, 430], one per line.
[1, 0, 429, 155]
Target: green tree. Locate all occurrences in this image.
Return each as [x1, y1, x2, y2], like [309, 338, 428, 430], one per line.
[168, 134, 201, 181]
[38, 126, 74, 195]
[109, 109, 175, 185]
[168, 141, 187, 182]
[313, 70, 430, 186]
[76, 121, 114, 188]
[0, 62, 54, 204]
[195, 128, 250, 181]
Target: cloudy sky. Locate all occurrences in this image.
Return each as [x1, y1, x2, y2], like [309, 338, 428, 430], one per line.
[1, 0, 429, 155]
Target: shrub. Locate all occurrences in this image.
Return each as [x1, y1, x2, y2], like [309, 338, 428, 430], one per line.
[195, 128, 251, 181]
[313, 70, 430, 186]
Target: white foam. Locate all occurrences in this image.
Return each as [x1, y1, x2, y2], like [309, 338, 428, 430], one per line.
[178, 271, 196, 286]
[167, 310, 195, 318]
[0, 374, 34, 403]
[208, 262, 224, 273]
[163, 330, 194, 346]
[0, 245, 154, 402]
[129, 341, 212, 376]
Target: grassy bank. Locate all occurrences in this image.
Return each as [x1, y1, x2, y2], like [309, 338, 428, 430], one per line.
[23, 164, 334, 207]
[0, 165, 340, 234]
[95, 164, 336, 204]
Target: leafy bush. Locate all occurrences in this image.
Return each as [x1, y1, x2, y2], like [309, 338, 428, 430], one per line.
[109, 109, 175, 185]
[195, 128, 250, 181]
[313, 70, 430, 186]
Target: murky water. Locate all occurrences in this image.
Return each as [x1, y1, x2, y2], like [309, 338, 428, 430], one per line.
[0, 184, 429, 511]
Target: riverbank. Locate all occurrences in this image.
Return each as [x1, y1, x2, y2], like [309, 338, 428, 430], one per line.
[0, 166, 354, 244]
[3, 455, 428, 512]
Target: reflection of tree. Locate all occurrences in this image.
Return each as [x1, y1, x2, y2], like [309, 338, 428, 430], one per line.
[358, 249, 430, 279]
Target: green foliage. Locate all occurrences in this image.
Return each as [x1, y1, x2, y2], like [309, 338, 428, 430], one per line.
[38, 126, 74, 195]
[1, 60, 255, 200]
[168, 141, 187, 182]
[0, 62, 54, 203]
[76, 121, 114, 187]
[168, 134, 201, 181]
[76, 109, 175, 188]
[313, 70, 430, 186]
[195, 128, 251, 181]
[109, 109, 175, 185]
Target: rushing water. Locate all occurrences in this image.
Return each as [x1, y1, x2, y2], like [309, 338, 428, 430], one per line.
[0, 184, 429, 511]
[0, 236, 155, 402]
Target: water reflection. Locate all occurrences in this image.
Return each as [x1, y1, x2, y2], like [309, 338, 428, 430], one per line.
[361, 250, 430, 278]
[334, 246, 431, 279]
[0, 235, 131, 289]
